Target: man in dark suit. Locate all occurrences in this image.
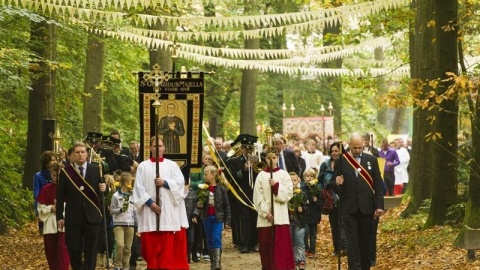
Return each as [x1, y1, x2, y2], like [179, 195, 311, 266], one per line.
[214, 138, 228, 162]
[273, 133, 300, 174]
[129, 140, 142, 163]
[56, 142, 106, 270]
[335, 133, 384, 270]
[363, 133, 379, 157]
[225, 134, 259, 253]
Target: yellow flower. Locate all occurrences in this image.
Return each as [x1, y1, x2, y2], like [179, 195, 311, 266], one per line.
[126, 184, 133, 191]
[294, 188, 302, 194]
[307, 179, 318, 186]
[198, 183, 209, 189]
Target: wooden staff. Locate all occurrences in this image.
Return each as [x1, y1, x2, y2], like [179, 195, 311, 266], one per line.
[337, 143, 343, 270]
[98, 157, 110, 269]
[153, 99, 162, 232]
[97, 150, 110, 270]
[269, 157, 275, 270]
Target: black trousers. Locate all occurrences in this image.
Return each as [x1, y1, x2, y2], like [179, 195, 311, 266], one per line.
[343, 210, 374, 270]
[65, 223, 100, 270]
[384, 172, 395, 196]
[130, 227, 141, 266]
[329, 207, 346, 252]
[238, 203, 257, 249]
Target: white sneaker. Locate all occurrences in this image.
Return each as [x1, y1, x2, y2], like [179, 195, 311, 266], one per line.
[203, 254, 210, 261]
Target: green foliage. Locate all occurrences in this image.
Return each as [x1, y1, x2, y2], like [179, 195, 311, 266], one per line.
[0, 112, 33, 233]
[103, 39, 148, 142]
[381, 204, 429, 233]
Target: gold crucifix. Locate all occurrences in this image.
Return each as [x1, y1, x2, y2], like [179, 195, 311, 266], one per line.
[143, 64, 170, 93]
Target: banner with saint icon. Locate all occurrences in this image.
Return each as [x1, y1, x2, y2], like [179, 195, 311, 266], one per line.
[137, 64, 205, 183]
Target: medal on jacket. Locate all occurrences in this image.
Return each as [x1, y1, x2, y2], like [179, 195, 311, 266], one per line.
[367, 161, 371, 170]
[80, 186, 84, 190]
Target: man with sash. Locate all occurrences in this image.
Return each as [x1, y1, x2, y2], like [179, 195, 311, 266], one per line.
[56, 141, 106, 270]
[335, 133, 384, 270]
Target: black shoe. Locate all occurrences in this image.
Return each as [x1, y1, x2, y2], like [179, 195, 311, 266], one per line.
[240, 246, 249, 253]
[191, 254, 199, 263]
[341, 249, 348, 256]
[249, 246, 259, 252]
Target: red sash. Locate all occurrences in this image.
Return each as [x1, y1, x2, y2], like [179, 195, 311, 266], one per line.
[63, 165, 102, 216]
[344, 152, 374, 194]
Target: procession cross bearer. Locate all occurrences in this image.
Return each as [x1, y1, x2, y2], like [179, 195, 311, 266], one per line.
[253, 128, 295, 270]
[132, 136, 189, 269]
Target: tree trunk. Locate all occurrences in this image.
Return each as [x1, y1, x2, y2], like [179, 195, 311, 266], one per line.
[22, 20, 56, 189]
[240, 0, 260, 135]
[391, 107, 407, 134]
[424, 0, 458, 227]
[83, 34, 104, 135]
[322, 10, 343, 136]
[401, 0, 436, 217]
[455, 86, 480, 247]
[374, 47, 388, 126]
[148, 19, 172, 73]
[240, 63, 259, 135]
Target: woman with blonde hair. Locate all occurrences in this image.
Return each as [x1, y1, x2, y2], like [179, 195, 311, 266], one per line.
[193, 165, 231, 270]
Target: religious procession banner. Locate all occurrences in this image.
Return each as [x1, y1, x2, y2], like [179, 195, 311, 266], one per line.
[282, 116, 334, 141]
[137, 66, 205, 183]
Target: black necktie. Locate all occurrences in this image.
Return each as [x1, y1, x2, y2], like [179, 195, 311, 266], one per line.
[79, 166, 84, 178]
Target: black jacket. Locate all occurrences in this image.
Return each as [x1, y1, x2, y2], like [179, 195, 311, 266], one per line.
[184, 188, 197, 221]
[334, 152, 384, 215]
[302, 185, 323, 224]
[280, 149, 300, 174]
[56, 163, 103, 225]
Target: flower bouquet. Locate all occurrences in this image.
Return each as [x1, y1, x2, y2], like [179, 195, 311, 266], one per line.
[197, 183, 210, 208]
[121, 185, 133, 212]
[306, 179, 321, 198]
[288, 188, 304, 213]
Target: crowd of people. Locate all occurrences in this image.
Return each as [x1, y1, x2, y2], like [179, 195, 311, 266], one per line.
[32, 128, 412, 270]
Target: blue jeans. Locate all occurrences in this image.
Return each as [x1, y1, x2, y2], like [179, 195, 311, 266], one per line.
[203, 215, 224, 249]
[290, 225, 306, 265]
[304, 223, 317, 254]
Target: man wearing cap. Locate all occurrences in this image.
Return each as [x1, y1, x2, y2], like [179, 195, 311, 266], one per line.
[56, 141, 107, 270]
[110, 136, 134, 172]
[86, 132, 103, 152]
[110, 129, 131, 157]
[225, 134, 260, 253]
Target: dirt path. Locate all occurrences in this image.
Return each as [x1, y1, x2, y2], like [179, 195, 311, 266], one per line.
[2, 208, 477, 270]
